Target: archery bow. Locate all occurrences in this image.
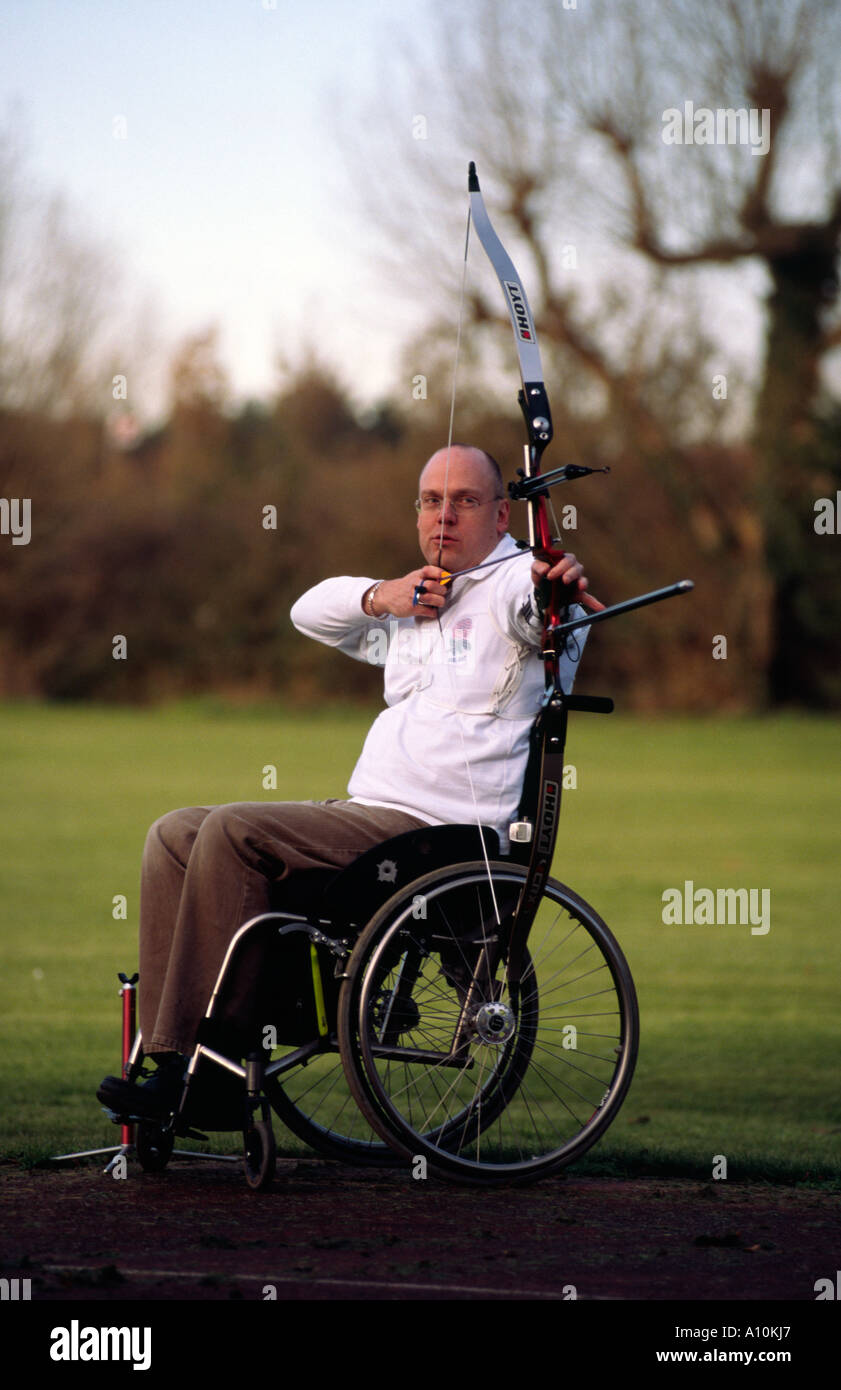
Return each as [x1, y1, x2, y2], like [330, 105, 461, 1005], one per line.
[463, 161, 694, 990]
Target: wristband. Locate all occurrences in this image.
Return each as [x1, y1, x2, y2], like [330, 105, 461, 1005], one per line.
[365, 581, 385, 617]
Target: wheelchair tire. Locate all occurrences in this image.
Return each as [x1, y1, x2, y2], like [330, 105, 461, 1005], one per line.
[338, 862, 638, 1184]
[243, 1119, 276, 1191]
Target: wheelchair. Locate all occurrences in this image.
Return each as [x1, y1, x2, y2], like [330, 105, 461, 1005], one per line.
[114, 684, 640, 1189]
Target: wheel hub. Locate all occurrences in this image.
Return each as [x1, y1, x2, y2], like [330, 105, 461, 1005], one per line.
[473, 1000, 515, 1044]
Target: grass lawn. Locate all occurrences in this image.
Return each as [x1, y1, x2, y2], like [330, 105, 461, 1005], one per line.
[0, 699, 838, 1184]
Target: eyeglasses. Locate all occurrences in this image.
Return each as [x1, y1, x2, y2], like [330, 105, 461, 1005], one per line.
[415, 494, 504, 513]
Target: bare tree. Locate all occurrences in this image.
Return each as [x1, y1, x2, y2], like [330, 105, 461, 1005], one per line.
[577, 0, 841, 701]
[346, 0, 841, 704]
[0, 115, 160, 423]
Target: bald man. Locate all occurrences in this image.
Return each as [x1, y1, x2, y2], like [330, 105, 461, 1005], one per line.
[98, 444, 599, 1119]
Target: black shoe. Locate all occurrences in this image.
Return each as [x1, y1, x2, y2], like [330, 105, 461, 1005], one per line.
[97, 1056, 186, 1121]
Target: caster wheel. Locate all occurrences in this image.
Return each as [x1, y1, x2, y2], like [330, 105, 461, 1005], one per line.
[136, 1122, 174, 1172]
[243, 1119, 276, 1191]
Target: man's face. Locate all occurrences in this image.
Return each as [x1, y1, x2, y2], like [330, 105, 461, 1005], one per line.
[416, 447, 510, 573]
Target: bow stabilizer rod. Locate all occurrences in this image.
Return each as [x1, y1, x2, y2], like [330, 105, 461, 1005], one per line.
[554, 579, 695, 637]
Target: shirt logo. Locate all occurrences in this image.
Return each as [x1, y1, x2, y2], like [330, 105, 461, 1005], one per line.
[449, 618, 473, 664]
[365, 617, 476, 673]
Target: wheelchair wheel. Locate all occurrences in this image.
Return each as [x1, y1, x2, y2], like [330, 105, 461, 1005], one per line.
[244, 1118, 276, 1191]
[338, 861, 638, 1184]
[263, 1052, 397, 1165]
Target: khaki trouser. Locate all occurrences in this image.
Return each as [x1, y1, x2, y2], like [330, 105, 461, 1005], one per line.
[139, 799, 427, 1055]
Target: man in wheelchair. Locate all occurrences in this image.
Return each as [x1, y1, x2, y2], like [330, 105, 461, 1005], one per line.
[97, 443, 599, 1122]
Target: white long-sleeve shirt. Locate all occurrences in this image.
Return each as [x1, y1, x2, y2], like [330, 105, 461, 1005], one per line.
[290, 535, 587, 844]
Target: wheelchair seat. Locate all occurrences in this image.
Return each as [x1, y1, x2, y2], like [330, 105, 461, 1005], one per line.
[268, 822, 501, 923]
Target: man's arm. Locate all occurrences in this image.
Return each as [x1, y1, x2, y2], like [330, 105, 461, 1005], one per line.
[290, 577, 385, 663]
[290, 564, 453, 668]
[363, 556, 600, 625]
[291, 564, 452, 638]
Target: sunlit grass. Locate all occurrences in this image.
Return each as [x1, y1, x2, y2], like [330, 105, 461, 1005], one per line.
[0, 701, 838, 1184]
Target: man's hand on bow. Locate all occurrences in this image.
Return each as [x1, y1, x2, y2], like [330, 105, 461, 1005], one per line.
[531, 552, 605, 614]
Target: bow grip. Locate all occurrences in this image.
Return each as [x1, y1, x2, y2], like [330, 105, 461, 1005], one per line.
[533, 543, 571, 619]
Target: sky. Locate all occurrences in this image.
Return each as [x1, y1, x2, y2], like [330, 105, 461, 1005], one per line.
[1, 0, 442, 417]
[3, 1, 836, 432]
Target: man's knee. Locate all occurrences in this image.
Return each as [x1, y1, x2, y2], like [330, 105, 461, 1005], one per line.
[144, 807, 210, 869]
[191, 804, 279, 868]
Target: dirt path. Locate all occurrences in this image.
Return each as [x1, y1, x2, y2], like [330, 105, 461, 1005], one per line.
[2, 1158, 837, 1303]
